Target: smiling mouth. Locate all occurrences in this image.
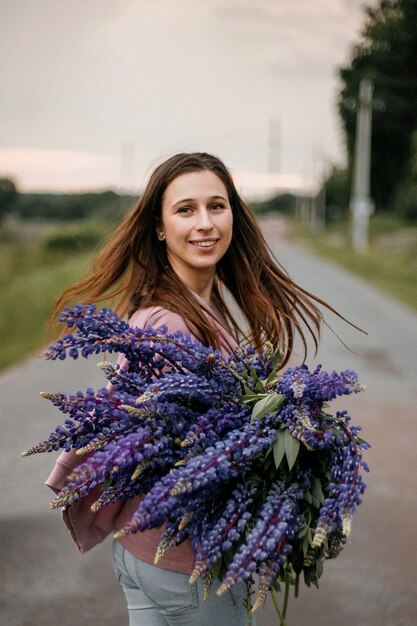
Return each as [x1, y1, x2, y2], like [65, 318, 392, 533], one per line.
[189, 240, 218, 248]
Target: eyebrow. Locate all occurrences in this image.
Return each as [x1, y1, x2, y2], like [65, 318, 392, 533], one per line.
[172, 195, 228, 208]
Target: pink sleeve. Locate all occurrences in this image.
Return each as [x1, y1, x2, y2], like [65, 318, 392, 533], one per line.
[137, 307, 195, 338]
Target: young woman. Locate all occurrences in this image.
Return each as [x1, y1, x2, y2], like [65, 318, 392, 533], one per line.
[46, 152, 358, 625]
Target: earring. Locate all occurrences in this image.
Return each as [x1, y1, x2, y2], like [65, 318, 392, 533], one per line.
[159, 232, 165, 241]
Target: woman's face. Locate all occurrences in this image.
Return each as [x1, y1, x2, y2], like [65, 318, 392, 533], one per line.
[159, 170, 233, 284]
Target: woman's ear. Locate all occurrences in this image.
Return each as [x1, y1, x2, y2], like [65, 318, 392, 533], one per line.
[155, 223, 165, 241]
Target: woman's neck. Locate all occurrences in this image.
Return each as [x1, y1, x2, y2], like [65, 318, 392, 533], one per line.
[170, 267, 215, 305]
[191, 283, 213, 305]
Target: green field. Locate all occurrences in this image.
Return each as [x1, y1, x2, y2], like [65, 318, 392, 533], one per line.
[0, 217, 114, 370]
[0, 245, 93, 370]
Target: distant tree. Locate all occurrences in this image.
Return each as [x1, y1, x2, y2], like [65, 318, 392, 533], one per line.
[338, 0, 417, 212]
[17, 190, 128, 222]
[323, 166, 351, 220]
[0, 178, 18, 223]
[393, 130, 417, 221]
[42, 225, 103, 252]
[250, 193, 296, 215]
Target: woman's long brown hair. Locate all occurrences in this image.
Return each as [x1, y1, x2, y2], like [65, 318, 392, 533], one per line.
[49, 152, 363, 367]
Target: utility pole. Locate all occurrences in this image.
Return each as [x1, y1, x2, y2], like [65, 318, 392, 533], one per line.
[350, 79, 375, 252]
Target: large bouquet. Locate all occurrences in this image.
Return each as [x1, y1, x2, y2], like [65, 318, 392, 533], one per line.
[23, 304, 369, 624]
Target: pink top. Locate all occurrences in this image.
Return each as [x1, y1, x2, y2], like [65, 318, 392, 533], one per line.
[45, 291, 239, 575]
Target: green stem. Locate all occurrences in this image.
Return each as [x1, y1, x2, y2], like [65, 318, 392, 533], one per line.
[282, 578, 290, 619]
[294, 573, 300, 599]
[246, 580, 252, 626]
[270, 589, 287, 626]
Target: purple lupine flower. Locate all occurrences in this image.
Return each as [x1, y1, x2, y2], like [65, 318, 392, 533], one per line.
[312, 413, 369, 548]
[23, 304, 368, 612]
[189, 482, 257, 583]
[180, 404, 251, 449]
[217, 482, 304, 594]
[276, 365, 364, 404]
[115, 419, 278, 538]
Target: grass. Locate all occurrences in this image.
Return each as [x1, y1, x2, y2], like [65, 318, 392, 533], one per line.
[0, 246, 93, 370]
[288, 213, 417, 313]
[0, 217, 115, 371]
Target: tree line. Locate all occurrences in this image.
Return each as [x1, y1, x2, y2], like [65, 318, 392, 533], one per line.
[0, 176, 297, 226]
[333, 0, 417, 221]
[0, 181, 136, 224]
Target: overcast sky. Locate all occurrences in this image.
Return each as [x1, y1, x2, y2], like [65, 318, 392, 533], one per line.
[0, 0, 371, 196]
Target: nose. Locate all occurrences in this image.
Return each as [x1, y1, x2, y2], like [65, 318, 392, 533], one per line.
[195, 207, 214, 231]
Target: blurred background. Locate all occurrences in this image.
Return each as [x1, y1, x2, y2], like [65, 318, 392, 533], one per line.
[1, 0, 417, 370]
[1, 1, 417, 625]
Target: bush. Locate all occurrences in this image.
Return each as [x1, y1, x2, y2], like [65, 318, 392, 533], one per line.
[251, 193, 296, 215]
[324, 166, 350, 219]
[393, 131, 417, 222]
[42, 225, 103, 253]
[393, 181, 417, 222]
[0, 178, 18, 223]
[17, 190, 133, 222]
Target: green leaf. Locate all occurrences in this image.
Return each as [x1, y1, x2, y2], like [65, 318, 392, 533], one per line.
[242, 382, 257, 396]
[283, 429, 300, 470]
[249, 367, 264, 391]
[302, 532, 310, 556]
[251, 393, 285, 421]
[241, 393, 265, 404]
[311, 477, 325, 505]
[297, 526, 308, 538]
[263, 371, 278, 387]
[210, 558, 222, 579]
[261, 349, 282, 386]
[304, 490, 313, 504]
[273, 430, 285, 469]
[271, 348, 281, 368]
[246, 473, 263, 487]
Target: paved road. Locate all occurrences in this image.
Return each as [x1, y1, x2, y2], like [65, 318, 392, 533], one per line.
[1, 217, 416, 625]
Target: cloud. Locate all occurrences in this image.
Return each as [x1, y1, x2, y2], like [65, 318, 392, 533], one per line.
[208, 0, 367, 90]
[213, 4, 273, 22]
[0, 148, 118, 191]
[0, 147, 305, 198]
[0, 1, 369, 190]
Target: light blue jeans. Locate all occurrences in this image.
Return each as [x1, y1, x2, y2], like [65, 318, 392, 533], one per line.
[112, 540, 255, 626]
